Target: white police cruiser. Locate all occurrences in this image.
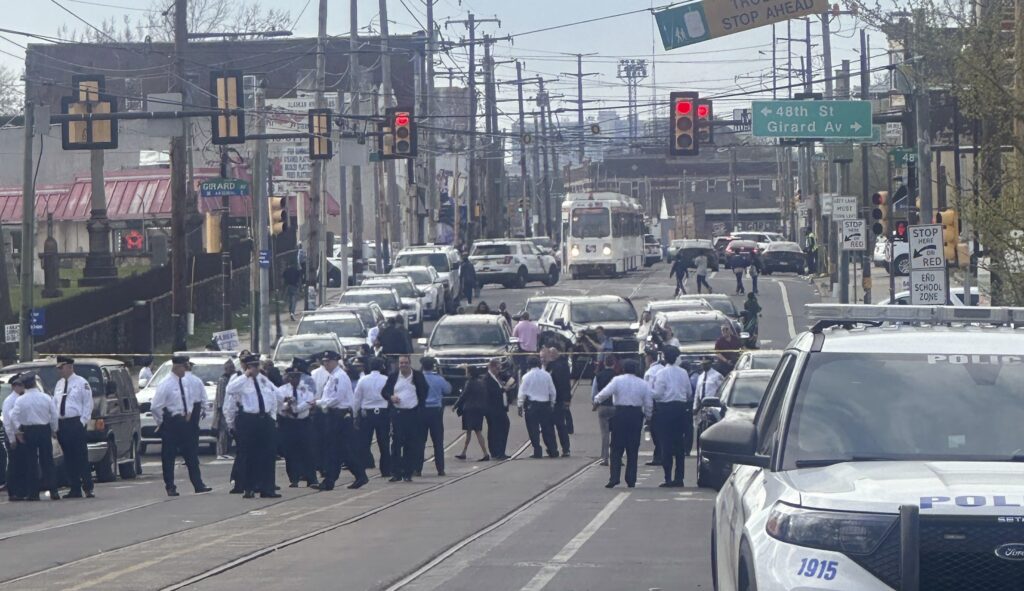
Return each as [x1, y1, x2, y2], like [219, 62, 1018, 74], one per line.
[703, 304, 1024, 591]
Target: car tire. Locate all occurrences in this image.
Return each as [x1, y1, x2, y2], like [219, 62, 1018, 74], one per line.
[513, 267, 528, 289]
[412, 323, 424, 339]
[543, 266, 559, 287]
[139, 442, 148, 455]
[738, 540, 758, 591]
[95, 439, 118, 483]
[894, 254, 910, 276]
[711, 519, 719, 591]
[119, 438, 139, 480]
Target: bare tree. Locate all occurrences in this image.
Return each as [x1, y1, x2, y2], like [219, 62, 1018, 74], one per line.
[0, 66, 23, 117]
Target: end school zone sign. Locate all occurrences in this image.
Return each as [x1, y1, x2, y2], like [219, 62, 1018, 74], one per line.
[656, 0, 828, 49]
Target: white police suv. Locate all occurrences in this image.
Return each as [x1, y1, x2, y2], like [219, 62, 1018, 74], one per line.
[703, 304, 1024, 591]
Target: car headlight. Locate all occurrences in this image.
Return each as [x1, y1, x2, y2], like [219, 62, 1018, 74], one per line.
[571, 245, 580, 258]
[602, 245, 612, 256]
[766, 502, 896, 555]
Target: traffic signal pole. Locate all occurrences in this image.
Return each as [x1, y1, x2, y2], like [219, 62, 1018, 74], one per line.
[860, 29, 873, 304]
[170, 0, 189, 352]
[220, 147, 232, 329]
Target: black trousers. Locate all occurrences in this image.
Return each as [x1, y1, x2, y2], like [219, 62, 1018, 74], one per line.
[485, 408, 510, 458]
[609, 406, 644, 486]
[324, 410, 365, 486]
[390, 408, 421, 478]
[420, 407, 445, 474]
[360, 408, 391, 476]
[237, 413, 276, 494]
[57, 418, 93, 493]
[552, 404, 572, 453]
[5, 442, 27, 499]
[650, 417, 662, 464]
[22, 425, 57, 497]
[160, 415, 204, 491]
[684, 411, 695, 456]
[654, 402, 689, 483]
[279, 417, 317, 485]
[524, 402, 558, 457]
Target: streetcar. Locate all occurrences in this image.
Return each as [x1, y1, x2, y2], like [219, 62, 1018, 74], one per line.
[561, 192, 645, 279]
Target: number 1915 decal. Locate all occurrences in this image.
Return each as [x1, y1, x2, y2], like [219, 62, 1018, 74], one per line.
[797, 558, 838, 580]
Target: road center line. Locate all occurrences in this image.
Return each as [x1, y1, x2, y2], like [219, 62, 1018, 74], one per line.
[779, 280, 797, 338]
[519, 492, 629, 591]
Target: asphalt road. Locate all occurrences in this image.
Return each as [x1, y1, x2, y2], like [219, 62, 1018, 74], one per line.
[0, 263, 821, 591]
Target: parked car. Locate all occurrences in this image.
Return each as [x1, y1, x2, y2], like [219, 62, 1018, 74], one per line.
[389, 265, 445, 319]
[643, 310, 741, 370]
[761, 241, 806, 274]
[670, 239, 721, 271]
[713, 235, 735, 260]
[695, 368, 773, 489]
[731, 230, 783, 251]
[643, 234, 662, 267]
[537, 295, 639, 376]
[272, 334, 345, 371]
[393, 245, 462, 311]
[418, 314, 518, 402]
[319, 302, 386, 348]
[296, 310, 368, 351]
[872, 235, 889, 268]
[734, 349, 783, 371]
[723, 239, 759, 267]
[361, 276, 425, 337]
[517, 296, 554, 322]
[676, 293, 743, 334]
[137, 352, 239, 455]
[337, 286, 410, 333]
[527, 236, 562, 269]
[468, 239, 559, 288]
[636, 298, 714, 341]
[1, 358, 142, 482]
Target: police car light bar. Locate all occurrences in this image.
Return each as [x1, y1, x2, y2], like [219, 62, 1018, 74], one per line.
[806, 304, 1024, 326]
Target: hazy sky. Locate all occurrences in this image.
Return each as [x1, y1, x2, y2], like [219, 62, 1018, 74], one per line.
[2, 0, 874, 125]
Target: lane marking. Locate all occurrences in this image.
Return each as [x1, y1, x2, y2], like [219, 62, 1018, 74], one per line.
[779, 280, 797, 339]
[519, 492, 630, 591]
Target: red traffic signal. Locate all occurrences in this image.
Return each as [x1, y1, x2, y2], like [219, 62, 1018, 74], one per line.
[395, 113, 410, 127]
[385, 107, 417, 158]
[676, 101, 692, 115]
[697, 103, 709, 118]
[670, 91, 699, 157]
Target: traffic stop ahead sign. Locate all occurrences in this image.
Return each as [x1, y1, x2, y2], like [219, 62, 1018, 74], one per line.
[841, 219, 866, 251]
[909, 224, 948, 305]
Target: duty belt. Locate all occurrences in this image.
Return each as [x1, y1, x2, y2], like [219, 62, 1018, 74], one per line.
[365, 408, 386, 415]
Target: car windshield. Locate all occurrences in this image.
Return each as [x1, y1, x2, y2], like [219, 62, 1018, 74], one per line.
[783, 353, 1024, 469]
[275, 339, 340, 364]
[666, 319, 728, 342]
[571, 207, 610, 238]
[397, 253, 450, 272]
[571, 301, 636, 324]
[525, 300, 550, 320]
[650, 302, 708, 315]
[149, 362, 227, 387]
[395, 269, 432, 284]
[366, 281, 415, 298]
[724, 375, 771, 407]
[297, 317, 365, 338]
[745, 353, 783, 370]
[768, 242, 802, 253]
[430, 324, 506, 347]
[529, 238, 552, 250]
[472, 244, 513, 256]
[340, 291, 400, 310]
[697, 298, 737, 316]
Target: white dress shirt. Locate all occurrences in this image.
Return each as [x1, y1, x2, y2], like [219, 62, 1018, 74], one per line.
[3, 392, 20, 442]
[517, 368, 556, 408]
[54, 373, 93, 426]
[643, 363, 664, 389]
[653, 365, 693, 405]
[353, 371, 388, 415]
[594, 374, 654, 419]
[367, 326, 380, 348]
[392, 372, 419, 409]
[311, 366, 332, 397]
[12, 389, 59, 432]
[318, 367, 356, 411]
[224, 373, 280, 430]
[276, 381, 317, 420]
[139, 366, 154, 384]
[151, 372, 209, 426]
[694, 368, 725, 411]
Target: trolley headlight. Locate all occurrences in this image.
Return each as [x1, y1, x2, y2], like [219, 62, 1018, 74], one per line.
[571, 245, 580, 258]
[602, 245, 612, 256]
[765, 502, 896, 555]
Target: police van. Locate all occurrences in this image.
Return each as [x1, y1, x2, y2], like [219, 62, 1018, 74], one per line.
[702, 304, 1024, 591]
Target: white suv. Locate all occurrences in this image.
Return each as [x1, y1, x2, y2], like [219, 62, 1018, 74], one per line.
[705, 304, 1024, 591]
[469, 239, 559, 289]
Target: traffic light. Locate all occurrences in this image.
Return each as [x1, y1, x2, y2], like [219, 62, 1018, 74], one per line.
[61, 75, 118, 151]
[210, 71, 245, 145]
[383, 107, 417, 158]
[936, 208, 960, 264]
[308, 108, 333, 160]
[871, 191, 889, 237]
[268, 196, 288, 236]
[894, 220, 909, 242]
[204, 212, 222, 253]
[669, 91, 698, 157]
[696, 99, 714, 146]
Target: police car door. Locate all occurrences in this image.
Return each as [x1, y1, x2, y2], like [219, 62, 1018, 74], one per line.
[521, 243, 544, 277]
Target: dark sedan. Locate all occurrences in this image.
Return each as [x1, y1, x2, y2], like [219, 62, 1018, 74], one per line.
[723, 239, 758, 268]
[761, 241, 806, 275]
[696, 369, 773, 489]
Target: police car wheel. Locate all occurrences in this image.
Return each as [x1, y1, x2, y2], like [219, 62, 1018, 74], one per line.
[738, 540, 758, 591]
[711, 519, 719, 591]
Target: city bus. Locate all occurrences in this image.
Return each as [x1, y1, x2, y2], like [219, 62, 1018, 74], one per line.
[561, 192, 645, 279]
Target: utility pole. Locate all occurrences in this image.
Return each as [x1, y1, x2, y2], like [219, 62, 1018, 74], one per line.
[220, 148, 232, 328]
[310, 0, 327, 301]
[170, 0, 189, 352]
[379, 0, 400, 264]
[515, 61, 531, 237]
[18, 101, 34, 361]
[860, 29, 873, 304]
[252, 82, 268, 353]
[560, 54, 598, 164]
[482, 35, 496, 237]
[0, 102, 17, 361]
[425, 0, 438, 242]
[530, 112, 543, 237]
[338, 89, 349, 292]
[538, 80, 553, 238]
[913, 11, 933, 225]
[349, 0, 364, 282]
[729, 147, 738, 231]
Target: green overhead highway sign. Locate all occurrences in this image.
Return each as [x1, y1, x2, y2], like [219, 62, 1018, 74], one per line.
[655, 0, 828, 50]
[752, 100, 874, 139]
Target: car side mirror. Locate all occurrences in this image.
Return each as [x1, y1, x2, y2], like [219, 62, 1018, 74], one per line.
[740, 332, 751, 341]
[509, 337, 520, 346]
[417, 338, 428, 346]
[138, 378, 149, 389]
[554, 318, 566, 329]
[700, 419, 769, 468]
[700, 396, 723, 409]
[629, 322, 640, 331]
[105, 381, 118, 397]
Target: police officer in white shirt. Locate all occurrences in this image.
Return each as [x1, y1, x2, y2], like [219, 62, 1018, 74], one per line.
[693, 359, 725, 412]
[3, 375, 29, 501]
[225, 355, 282, 498]
[517, 356, 558, 459]
[309, 352, 332, 480]
[277, 360, 319, 489]
[353, 357, 391, 478]
[10, 373, 60, 501]
[652, 349, 693, 487]
[642, 350, 665, 467]
[593, 360, 654, 489]
[53, 356, 94, 498]
[317, 351, 369, 491]
[382, 355, 429, 482]
[151, 355, 212, 496]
